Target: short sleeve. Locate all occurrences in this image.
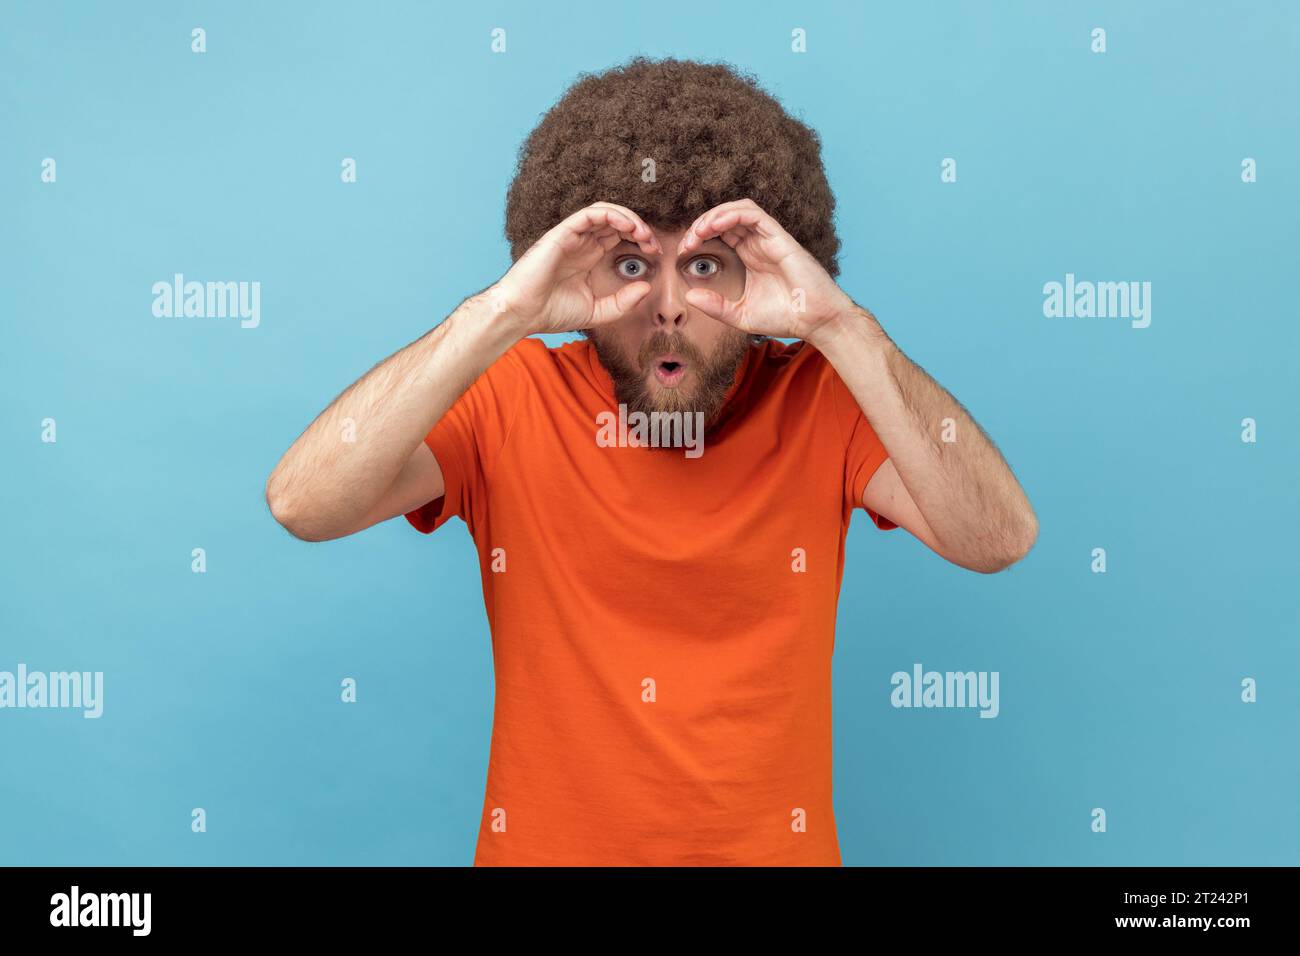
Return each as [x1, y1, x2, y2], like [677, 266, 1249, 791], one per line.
[404, 338, 535, 536]
[826, 358, 896, 530]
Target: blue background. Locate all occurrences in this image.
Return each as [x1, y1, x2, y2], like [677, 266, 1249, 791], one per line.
[2, 0, 1296, 865]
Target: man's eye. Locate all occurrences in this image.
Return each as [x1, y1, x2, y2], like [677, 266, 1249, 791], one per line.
[687, 257, 719, 277]
[616, 258, 648, 278]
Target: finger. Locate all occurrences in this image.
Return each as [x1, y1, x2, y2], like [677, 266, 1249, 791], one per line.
[588, 202, 662, 254]
[677, 200, 749, 254]
[555, 205, 659, 256]
[592, 227, 624, 252]
[590, 280, 651, 326]
[592, 202, 663, 253]
[681, 205, 773, 254]
[684, 287, 743, 327]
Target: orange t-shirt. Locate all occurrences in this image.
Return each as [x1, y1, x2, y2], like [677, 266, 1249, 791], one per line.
[406, 335, 895, 865]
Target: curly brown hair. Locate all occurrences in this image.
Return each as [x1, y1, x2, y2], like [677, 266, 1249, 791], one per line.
[504, 55, 841, 278]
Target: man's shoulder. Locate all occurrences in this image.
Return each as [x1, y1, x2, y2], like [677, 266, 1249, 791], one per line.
[748, 337, 837, 386]
[500, 335, 587, 365]
[486, 335, 592, 390]
[485, 335, 574, 373]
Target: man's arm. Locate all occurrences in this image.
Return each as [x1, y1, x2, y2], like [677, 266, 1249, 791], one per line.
[265, 201, 661, 542]
[676, 198, 1037, 575]
[812, 306, 1038, 574]
[264, 290, 523, 542]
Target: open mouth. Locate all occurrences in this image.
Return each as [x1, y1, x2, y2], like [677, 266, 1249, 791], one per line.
[652, 356, 687, 387]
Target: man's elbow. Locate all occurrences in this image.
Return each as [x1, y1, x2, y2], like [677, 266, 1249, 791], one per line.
[950, 509, 1037, 574]
[975, 510, 1038, 574]
[265, 478, 330, 542]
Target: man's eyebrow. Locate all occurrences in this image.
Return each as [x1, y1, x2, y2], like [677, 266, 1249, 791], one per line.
[611, 237, 730, 254]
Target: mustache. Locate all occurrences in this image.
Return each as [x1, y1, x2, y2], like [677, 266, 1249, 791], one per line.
[636, 331, 705, 371]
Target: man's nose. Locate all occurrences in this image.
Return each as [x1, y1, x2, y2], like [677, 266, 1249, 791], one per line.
[651, 269, 687, 329]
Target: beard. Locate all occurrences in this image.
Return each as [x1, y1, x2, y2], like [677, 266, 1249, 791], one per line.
[588, 326, 754, 428]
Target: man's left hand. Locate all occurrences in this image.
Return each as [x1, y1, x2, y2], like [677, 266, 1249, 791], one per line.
[677, 198, 857, 344]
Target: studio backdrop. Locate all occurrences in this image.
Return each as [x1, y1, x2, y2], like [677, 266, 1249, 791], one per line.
[2, 0, 1297, 865]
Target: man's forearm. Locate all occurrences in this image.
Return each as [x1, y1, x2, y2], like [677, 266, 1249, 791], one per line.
[265, 289, 524, 540]
[811, 306, 1037, 567]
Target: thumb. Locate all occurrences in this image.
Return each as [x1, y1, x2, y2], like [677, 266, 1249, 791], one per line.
[591, 281, 651, 325]
[684, 288, 737, 324]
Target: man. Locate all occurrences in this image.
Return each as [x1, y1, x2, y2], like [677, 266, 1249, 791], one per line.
[266, 56, 1037, 866]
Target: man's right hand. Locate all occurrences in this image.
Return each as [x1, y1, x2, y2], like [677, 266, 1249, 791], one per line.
[491, 201, 661, 335]
[266, 201, 662, 542]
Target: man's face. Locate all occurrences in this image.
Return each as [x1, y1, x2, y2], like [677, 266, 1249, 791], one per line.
[586, 226, 752, 424]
